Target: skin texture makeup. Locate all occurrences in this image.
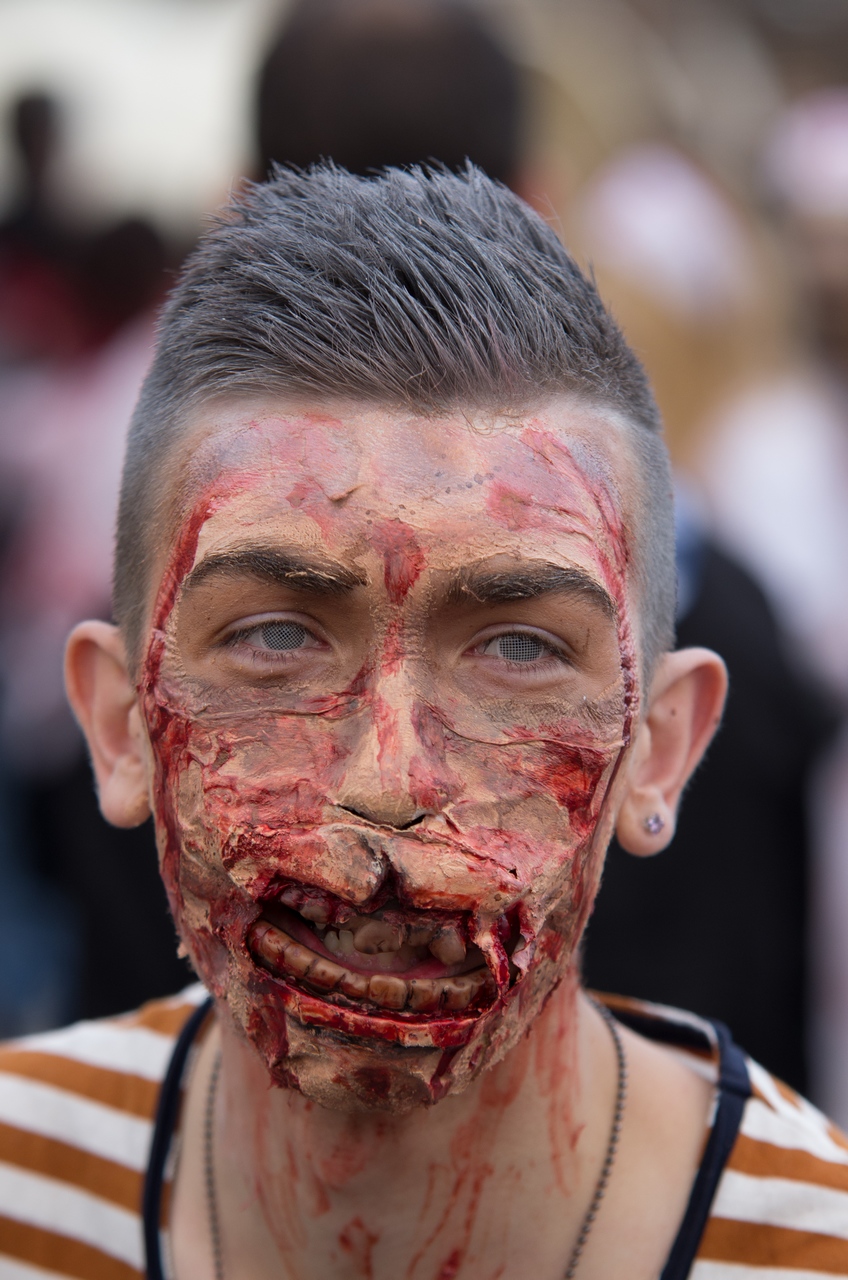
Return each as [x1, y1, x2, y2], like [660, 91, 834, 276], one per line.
[140, 397, 641, 1114]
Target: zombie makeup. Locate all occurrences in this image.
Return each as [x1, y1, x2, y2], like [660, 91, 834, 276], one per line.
[140, 402, 639, 1112]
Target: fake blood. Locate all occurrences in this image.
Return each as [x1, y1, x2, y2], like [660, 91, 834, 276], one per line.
[372, 518, 426, 604]
[139, 408, 640, 1114]
[338, 1217, 380, 1279]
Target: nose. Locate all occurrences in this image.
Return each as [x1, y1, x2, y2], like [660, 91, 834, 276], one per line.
[334, 675, 452, 829]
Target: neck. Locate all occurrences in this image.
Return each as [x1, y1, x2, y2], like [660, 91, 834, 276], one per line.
[211, 970, 617, 1279]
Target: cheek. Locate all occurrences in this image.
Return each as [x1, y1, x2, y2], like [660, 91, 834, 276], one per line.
[437, 696, 623, 836]
[515, 741, 616, 842]
[441, 738, 619, 927]
[152, 699, 622, 907]
[151, 713, 353, 912]
[196, 718, 349, 825]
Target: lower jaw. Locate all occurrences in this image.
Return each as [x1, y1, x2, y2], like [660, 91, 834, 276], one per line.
[247, 920, 499, 1049]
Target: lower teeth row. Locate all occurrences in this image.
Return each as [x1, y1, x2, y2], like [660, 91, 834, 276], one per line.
[250, 922, 493, 1013]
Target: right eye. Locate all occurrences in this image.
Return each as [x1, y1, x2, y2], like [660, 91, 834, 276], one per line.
[225, 617, 325, 662]
[256, 621, 311, 651]
[479, 632, 550, 663]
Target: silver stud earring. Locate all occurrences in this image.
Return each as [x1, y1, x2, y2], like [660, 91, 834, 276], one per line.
[643, 813, 665, 835]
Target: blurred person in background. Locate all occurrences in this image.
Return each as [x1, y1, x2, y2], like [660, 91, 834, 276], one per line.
[699, 90, 848, 705]
[0, 91, 82, 1034]
[695, 89, 848, 1122]
[0, 89, 190, 1027]
[0, 92, 86, 365]
[570, 143, 837, 1094]
[481, 0, 783, 224]
[256, 0, 524, 187]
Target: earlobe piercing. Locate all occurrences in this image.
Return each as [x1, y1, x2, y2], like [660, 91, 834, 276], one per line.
[643, 813, 665, 835]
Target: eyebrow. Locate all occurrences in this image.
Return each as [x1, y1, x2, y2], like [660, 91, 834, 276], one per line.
[445, 562, 617, 617]
[183, 545, 366, 595]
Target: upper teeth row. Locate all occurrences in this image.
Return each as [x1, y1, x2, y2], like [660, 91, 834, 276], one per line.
[318, 917, 466, 966]
[280, 890, 469, 965]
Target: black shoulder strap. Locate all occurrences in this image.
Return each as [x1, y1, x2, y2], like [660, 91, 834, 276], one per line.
[659, 1019, 751, 1280]
[143, 996, 214, 1280]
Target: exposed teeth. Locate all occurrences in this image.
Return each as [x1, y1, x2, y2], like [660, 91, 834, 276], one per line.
[429, 925, 466, 967]
[299, 900, 330, 924]
[251, 922, 494, 1014]
[339, 930, 355, 955]
[350, 918, 403, 954]
[442, 975, 479, 1010]
[367, 974, 408, 1010]
[340, 969, 370, 1000]
[407, 978, 442, 1012]
[321, 917, 424, 958]
[295, 904, 464, 963]
[306, 957, 344, 991]
[407, 924, 435, 948]
[322, 932, 414, 969]
[272, 935, 314, 980]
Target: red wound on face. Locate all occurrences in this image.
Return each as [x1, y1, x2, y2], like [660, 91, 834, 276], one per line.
[371, 518, 426, 605]
[485, 480, 535, 532]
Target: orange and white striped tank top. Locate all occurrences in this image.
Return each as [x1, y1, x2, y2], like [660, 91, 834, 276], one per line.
[0, 987, 846, 1279]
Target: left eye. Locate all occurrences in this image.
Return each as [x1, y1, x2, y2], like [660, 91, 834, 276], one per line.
[257, 621, 311, 651]
[478, 633, 556, 663]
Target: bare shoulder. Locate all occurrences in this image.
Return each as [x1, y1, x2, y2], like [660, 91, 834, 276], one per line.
[593, 995, 720, 1158]
[591, 996, 848, 1276]
[616, 1015, 714, 1215]
[623, 1012, 715, 1131]
[578, 1000, 715, 1279]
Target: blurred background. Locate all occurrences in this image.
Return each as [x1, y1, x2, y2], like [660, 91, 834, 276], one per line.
[1, 0, 847, 1122]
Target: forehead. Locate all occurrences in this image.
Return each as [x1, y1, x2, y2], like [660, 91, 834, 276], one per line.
[160, 396, 637, 599]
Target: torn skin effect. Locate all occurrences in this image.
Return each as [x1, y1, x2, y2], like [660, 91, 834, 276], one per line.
[139, 408, 639, 1113]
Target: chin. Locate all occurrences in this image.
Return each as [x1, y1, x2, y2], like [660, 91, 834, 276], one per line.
[236, 952, 569, 1113]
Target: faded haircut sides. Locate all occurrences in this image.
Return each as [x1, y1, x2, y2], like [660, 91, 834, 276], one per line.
[114, 163, 675, 674]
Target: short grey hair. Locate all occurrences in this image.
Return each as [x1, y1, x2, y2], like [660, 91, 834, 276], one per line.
[115, 163, 675, 672]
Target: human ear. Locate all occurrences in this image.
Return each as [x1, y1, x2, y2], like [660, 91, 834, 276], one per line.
[615, 647, 727, 855]
[64, 621, 152, 828]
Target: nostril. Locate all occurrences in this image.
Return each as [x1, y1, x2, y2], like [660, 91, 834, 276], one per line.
[338, 804, 429, 830]
[338, 804, 374, 823]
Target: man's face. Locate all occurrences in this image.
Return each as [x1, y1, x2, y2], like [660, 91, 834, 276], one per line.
[141, 399, 640, 1111]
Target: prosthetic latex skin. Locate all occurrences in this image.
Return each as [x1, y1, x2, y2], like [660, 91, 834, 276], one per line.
[140, 401, 640, 1112]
